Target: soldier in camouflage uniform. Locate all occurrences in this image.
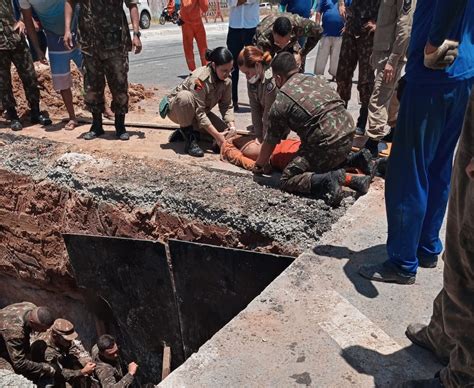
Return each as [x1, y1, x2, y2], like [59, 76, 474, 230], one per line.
[31, 319, 95, 388]
[336, 0, 381, 132]
[253, 13, 322, 71]
[253, 52, 365, 206]
[64, 0, 143, 141]
[91, 334, 138, 388]
[0, 0, 52, 131]
[0, 302, 56, 382]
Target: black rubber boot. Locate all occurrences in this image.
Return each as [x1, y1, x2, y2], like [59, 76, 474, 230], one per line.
[310, 169, 345, 207]
[356, 106, 368, 131]
[168, 128, 184, 143]
[382, 126, 396, 142]
[345, 149, 374, 176]
[30, 104, 52, 126]
[6, 108, 22, 131]
[346, 175, 371, 195]
[84, 112, 105, 140]
[115, 113, 129, 140]
[181, 126, 204, 157]
[365, 138, 380, 158]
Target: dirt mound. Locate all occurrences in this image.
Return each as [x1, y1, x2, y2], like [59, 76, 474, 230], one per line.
[11, 63, 155, 117]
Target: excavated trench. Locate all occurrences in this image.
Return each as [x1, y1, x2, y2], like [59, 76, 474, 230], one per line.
[0, 132, 350, 384]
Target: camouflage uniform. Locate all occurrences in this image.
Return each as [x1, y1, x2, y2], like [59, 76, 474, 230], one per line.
[417, 90, 474, 388]
[253, 12, 322, 59]
[31, 331, 92, 388]
[74, 0, 138, 115]
[0, 0, 40, 111]
[91, 344, 134, 388]
[248, 66, 277, 141]
[266, 73, 355, 194]
[167, 65, 234, 132]
[0, 302, 55, 381]
[336, 0, 380, 127]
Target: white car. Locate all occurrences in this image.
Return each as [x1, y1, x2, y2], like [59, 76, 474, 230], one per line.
[123, 0, 152, 29]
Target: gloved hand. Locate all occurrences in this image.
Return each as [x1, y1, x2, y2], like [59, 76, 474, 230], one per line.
[424, 40, 459, 70]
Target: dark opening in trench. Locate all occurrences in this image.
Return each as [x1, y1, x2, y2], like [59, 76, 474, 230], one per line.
[63, 234, 294, 384]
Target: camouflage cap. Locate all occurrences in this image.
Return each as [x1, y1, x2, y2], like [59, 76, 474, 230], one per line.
[51, 319, 78, 341]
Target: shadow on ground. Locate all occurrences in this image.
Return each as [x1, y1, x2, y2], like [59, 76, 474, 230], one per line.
[342, 344, 442, 387]
[312, 244, 387, 299]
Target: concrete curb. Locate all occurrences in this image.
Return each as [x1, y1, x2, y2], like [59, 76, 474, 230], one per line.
[143, 22, 229, 38]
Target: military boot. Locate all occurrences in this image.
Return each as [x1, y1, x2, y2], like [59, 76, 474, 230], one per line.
[355, 106, 368, 135]
[345, 174, 371, 195]
[310, 169, 345, 206]
[115, 113, 129, 140]
[345, 149, 374, 175]
[181, 126, 204, 157]
[6, 108, 22, 131]
[84, 112, 105, 140]
[168, 128, 184, 143]
[30, 104, 52, 126]
[365, 137, 380, 158]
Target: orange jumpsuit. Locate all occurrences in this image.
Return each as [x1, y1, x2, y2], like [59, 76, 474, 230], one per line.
[180, 0, 209, 71]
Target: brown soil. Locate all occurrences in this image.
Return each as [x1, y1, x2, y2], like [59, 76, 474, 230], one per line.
[11, 63, 156, 118]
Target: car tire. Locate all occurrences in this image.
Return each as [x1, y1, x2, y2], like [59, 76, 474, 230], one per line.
[140, 11, 151, 29]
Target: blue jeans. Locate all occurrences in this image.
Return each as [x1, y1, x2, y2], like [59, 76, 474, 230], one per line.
[385, 78, 473, 275]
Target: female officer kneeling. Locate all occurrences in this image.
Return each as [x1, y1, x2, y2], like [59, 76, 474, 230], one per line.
[161, 47, 236, 157]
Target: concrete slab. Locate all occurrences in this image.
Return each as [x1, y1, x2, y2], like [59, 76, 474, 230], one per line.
[160, 181, 444, 387]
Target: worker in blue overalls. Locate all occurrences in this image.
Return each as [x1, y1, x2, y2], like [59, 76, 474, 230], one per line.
[359, 0, 474, 284]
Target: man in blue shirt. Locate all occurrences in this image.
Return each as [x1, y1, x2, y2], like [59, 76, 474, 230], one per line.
[279, 0, 312, 19]
[360, 0, 474, 285]
[313, 0, 350, 79]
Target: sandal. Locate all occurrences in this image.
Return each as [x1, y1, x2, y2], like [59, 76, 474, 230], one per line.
[64, 119, 78, 131]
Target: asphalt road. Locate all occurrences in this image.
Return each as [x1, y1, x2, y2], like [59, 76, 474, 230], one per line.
[128, 22, 318, 92]
[129, 23, 229, 90]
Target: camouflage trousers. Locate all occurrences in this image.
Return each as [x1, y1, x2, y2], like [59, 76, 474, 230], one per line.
[336, 31, 375, 108]
[83, 53, 129, 115]
[0, 39, 40, 110]
[280, 110, 354, 194]
[421, 89, 474, 388]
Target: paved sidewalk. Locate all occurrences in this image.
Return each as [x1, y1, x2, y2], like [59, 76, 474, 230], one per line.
[160, 181, 444, 387]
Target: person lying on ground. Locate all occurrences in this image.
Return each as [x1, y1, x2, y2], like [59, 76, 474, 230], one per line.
[222, 134, 374, 195]
[160, 46, 236, 157]
[253, 52, 366, 206]
[30, 318, 95, 387]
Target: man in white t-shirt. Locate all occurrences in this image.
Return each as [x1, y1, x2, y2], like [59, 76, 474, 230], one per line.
[20, 0, 83, 130]
[226, 0, 259, 111]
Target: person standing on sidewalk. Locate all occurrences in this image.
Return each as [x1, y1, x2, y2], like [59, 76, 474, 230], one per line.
[20, 0, 84, 131]
[64, 0, 143, 141]
[226, 0, 259, 111]
[313, 0, 350, 80]
[359, 0, 474, 285]
[0, 0, 52, 131]
[179, 0, 209, 73]
[400, 90, 474, 388]
[363, 0, 416, 157]
[336, 0, 380, 134]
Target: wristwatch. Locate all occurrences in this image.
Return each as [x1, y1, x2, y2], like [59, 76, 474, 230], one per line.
[133, 31, 141, 38]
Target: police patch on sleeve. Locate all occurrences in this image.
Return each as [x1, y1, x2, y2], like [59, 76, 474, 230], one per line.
[402, 0, 412, 14]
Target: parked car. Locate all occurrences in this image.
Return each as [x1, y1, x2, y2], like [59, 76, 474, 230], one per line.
[123, 0, 152, 29]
